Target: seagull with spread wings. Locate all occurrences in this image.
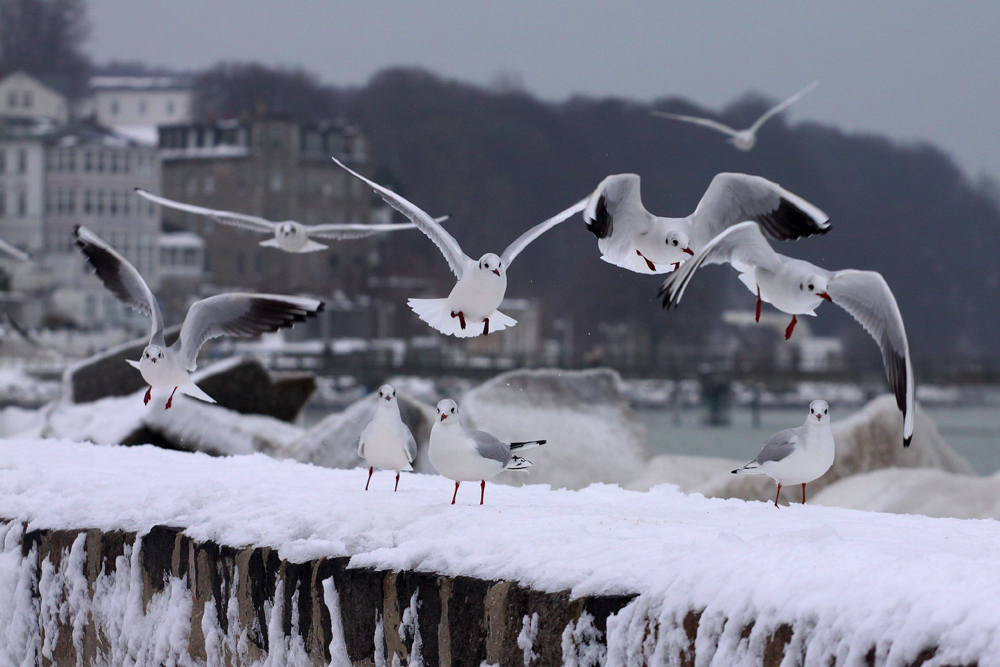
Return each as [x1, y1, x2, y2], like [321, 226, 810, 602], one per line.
[74, 225, 324, 409]
[135, 188, 448, 254]
[334, 158, 586, 338]
[651, 81, 819, 151]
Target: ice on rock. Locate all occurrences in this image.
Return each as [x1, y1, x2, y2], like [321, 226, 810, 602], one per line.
[459, 368, 651, 489]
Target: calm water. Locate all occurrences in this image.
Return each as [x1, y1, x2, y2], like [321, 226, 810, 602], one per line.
[638, 406, 1000, 475]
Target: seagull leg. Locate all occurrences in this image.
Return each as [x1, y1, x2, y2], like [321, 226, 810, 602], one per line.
[451, 481, 460, 505]
[165, 387, 178, 410]
[365, 466, 373, 491]
[785, 315, 797, 340]
[480, 480, 486, 505]
[636, 250, 656, 272]
[394, 472, 400, 492]
[451, 311, 466, 330]
[802, 483, 806, 504]
[143, 387, 152, 405]
[774, 483, 782, 508]
[755, 286, 761, 323]
[483, 318, 490, 336]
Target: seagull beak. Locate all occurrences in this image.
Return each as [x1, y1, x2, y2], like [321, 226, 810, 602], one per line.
[492, 269, 500, 276]
[818, 292, 832, 302]
[440, 414, 446, 422]
[683, 247, 694, 256]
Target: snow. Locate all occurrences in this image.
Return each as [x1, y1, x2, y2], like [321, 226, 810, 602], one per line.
[1, 439, 1000, 664]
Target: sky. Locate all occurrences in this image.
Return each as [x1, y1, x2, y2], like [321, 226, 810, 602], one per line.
[86, 1, 1000, 182]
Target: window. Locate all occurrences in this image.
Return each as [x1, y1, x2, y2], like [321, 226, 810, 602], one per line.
[185, 176, 197, 196]
[67, 150, 75, 172]
[23, 91, 31, 108]
[17, 149, 26, 174]
[110, 153, 118, 173]
[109, 191, 118, 215]
[110, 99, 119, 116]
[84, 151, 92, 172]
[83, 190, 92, 214]
[0, 149, 5, 173]
[17, 191, 26, 216]
[6, 92, 15, 108]
[138, 99, 147, 115]
[203, 175, 214, 195]
[269, 170, 283, 193]
[97, 151, 105, 172]
[96, 191, 105, 216]
[67, 189, 75, 214]
[123, 191, 130, 215]
[166, 100, 175, 115]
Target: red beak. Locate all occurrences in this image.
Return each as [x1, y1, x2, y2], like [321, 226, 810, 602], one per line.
[440, 414, 446, 421]
[492, 269, 500, 276]
[683, 247, 694, 256]
[818, 292, 832, 302]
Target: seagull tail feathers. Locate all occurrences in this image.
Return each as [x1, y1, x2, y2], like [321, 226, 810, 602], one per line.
[505, 455, 532, 471]
[509, 440, 545, 452]
[732, 461, 763, 475]
[407, 298, 517, 338]
[177, 382, 217, 404]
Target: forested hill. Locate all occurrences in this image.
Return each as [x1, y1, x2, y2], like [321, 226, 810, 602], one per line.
[339, 68, 999, 369]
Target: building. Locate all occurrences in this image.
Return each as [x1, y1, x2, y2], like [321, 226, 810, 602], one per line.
[80, 76, 194, 145]
[0, 72, 69, 125]
[158, 117, 372, 295]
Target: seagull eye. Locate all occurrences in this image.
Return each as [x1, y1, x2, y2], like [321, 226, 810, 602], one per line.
[808, 284, 814, 291]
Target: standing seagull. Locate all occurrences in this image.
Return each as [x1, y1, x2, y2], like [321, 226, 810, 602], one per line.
[651, 81, 819, 151]
[334, 158, 586, 337]
[732, 400, 835, 507]
[659, 221, 914, 446]
[358, 384, 418, 492]
[135, 189, 449, 253]
[429, 399, 545, 505]
[74, 225, 324, 408]
[583, 172, 829, 275]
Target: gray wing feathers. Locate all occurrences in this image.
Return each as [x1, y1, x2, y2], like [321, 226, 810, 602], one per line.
[135, 189, 276, 234]
[467, 429, 511, 466]
[501, 198, 587, 267]
[174, 294, 323, 371]
[690, 173, 829, 248]
[755, 428, 801, 464]
[333, 158, 469, 279]
[0, 237, 29, 261]
[404, 430, 418, 463]
[649, 111, 738, 136]
[307, 215, 447, 240]
[748, 81, 820, 133]
[74, 225, 164, 343]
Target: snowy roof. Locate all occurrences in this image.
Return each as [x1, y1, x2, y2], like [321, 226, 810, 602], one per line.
[89, 75, 193, 92]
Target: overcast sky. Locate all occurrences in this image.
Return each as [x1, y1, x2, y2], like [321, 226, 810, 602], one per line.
[87, 1, 1000, 181]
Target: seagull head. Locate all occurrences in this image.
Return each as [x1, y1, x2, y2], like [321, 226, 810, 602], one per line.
[665, 230, 693, 257]
[141, 345, 165, 366]
[730, 132, 756, 151]
[478, 253, 503, 277]
[808, 400, 830, 424]
[278, 222, 296, 238]
[376, 384, 397, 405]
[436, 398, 459, 423]
[798, 274, 831, 301]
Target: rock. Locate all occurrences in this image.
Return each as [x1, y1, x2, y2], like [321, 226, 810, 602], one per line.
[690, 394, 974, 504]
[64, 326, 180, 403]
[459, 368, 651, 489]
[281, 392, 437, 471]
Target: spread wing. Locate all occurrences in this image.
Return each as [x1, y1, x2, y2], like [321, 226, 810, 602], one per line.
[755, 428, 801, 465]
[173, 294, 324, 371]
[333, 158, 470, 279]
[649, 111, 739, 137]
[135, 189, 276, 234]
[0, 236, 29, 261]
[306, 215, 449, 241]
[827, 270, 914, 446]
[689, 173, 830, 249]
[404, 429, 418, 463]
[748, 81, 820, 134]
[74, 225, 164, 344]
[468, 428, 511, 466]
[659, 221, 782, 309]
[501, 198, 587, 268]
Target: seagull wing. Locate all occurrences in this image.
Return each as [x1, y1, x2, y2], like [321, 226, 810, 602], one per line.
[333, 158, 470, 279]
[827, 269, 914, 446]
[501, 198, 587, 268]
[404, 428, 418, 464]
[689, 172, 830, 249]
[650, 111, 739, 137]
[468, 428, 511, 466]
[172, 294, 324, 371]
[659, 221, 781, 309]
[306, 215, 450, 241]
[0, 236, 29, 261]
[748, 81, 820, 134]
[755, 428, 801, 464]
[74, 225, 164, 344]
[135, 188, 277, 234]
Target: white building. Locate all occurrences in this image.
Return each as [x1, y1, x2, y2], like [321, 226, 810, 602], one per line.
[80, 76, 194, 145]
[0, 72, 69, 125]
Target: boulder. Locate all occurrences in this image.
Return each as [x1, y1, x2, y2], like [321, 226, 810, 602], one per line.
[459, 368, 651, 490]
[64, 326, 180, 403]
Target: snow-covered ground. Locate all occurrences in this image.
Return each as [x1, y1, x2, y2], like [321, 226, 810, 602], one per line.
[0, 439, 998, 665]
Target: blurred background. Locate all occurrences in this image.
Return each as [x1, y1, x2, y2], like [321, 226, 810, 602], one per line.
[0, 1, 997, 485]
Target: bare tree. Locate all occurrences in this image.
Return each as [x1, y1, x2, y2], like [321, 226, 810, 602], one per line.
[193, 62, 340, 122]
[0, 0, 91, 98]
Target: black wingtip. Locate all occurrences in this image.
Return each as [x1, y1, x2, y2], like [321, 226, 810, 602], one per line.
[585, 195, 612, 239]
[903, 436, 912, 448]
[731, 469, 738, 474]
[316, 301, 326, 314]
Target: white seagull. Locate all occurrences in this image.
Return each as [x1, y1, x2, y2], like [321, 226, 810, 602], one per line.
[732, 399, 835, 507]
[135, 188, 449, 254]
[334, 157, 586, 337]
[651, 81, 820, 151]
[583, 172, 829, 275]
[659, 221, 914, 446]
[74, 225, 324, 408]
[429, 398, 545, 505]
[358, 384, 418, 492]
[0, 236, 29, 262]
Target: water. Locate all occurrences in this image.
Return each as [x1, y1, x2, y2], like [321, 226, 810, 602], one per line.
[638, 406, 1000, 475]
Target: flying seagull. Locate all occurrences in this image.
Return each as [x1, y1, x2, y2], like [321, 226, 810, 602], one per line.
[334, 157, 587, 337]
[651, 81, 819, 151]
[583, 172, 829, 274]
[659, 221, 914, 446]
[358, 384, 418, 492]
[135, 188, 449, 253]
[0, 236, 29, 262]
[429, 398, 545, 505]
[74, 225, 324, 408]
[732, 400, 835, 507]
